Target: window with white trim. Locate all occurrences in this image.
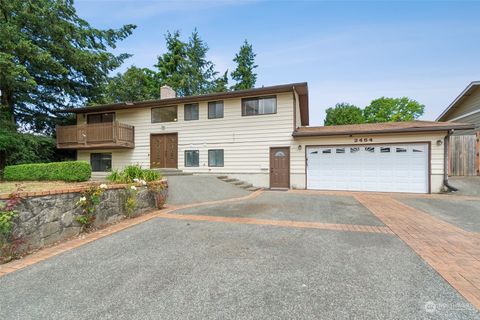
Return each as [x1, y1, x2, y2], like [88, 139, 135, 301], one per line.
[242, 96, 277, 116]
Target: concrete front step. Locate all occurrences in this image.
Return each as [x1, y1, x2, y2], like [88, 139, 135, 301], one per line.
[216, 175, 260, 191]
[152, 168, 193, 176]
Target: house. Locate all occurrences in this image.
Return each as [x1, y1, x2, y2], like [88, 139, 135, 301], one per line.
[57, 82, 473, 193]
[436, 81, 480, 176]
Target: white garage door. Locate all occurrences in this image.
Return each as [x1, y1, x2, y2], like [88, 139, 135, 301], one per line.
[306, 144, 429, 193]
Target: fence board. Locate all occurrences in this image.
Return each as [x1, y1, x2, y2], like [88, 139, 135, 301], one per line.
[449, 135, 478, 176]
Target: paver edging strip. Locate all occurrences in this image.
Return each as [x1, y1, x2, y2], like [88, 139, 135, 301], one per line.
[155, 211, 394, 234]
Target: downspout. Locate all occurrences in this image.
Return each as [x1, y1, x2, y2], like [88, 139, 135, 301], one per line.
[443, 130, 458, 192]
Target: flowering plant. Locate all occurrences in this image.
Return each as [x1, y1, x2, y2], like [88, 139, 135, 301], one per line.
[75, 184, 105, 229]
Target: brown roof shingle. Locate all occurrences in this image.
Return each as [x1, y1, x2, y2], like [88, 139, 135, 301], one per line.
[292, 121, 475, 137]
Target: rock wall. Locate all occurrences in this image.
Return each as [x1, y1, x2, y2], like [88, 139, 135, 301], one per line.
[12, 185, 162, 251]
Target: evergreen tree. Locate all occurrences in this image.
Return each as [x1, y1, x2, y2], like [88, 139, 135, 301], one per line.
[230, 40, 257, 90]
[213, 71, 229, 93]
[0, 0, 135, 132]
[155, 31, 188, 96]
[184, 29, 218, 95]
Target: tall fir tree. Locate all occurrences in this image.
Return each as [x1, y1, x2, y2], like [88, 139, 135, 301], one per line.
[213, 71, 229, 93]
[230, 40, 257, 90]
[0, 0, 135, 132]
[184, 29, 218, 95]
[155, 31, 188, 96]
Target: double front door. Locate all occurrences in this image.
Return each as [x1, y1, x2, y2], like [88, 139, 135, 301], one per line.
[150, 133, 178, 168]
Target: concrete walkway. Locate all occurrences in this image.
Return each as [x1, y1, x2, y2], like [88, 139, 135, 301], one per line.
[166, 175, 250, 205]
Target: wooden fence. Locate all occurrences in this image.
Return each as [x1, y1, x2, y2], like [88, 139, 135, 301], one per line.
[449, 133, 480, 176]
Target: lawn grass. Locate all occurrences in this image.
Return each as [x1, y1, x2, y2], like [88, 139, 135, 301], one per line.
[0, 181, 94, 194]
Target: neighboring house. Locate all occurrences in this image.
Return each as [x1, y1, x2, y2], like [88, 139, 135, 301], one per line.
[437, 81, 480, 176]
[57, 83, 472, 193]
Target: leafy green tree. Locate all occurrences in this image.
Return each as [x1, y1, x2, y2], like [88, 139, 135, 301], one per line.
[0, 0, 135, 132]
[324, 103, 365, 126]
[363, 97, 425, 123]
[102, 66, 159, 103]
[230, 40, 257, 90]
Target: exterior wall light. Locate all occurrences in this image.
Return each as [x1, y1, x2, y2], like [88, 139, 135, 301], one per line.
[298, 145, 302, 150]
[436, 140, 443, 146]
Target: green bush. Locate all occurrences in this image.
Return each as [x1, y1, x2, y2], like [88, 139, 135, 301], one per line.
[3, 161, 91, 182]
[107, 164, 160, 183]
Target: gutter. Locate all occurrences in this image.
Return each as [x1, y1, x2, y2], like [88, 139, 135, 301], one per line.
[443, 130, 458, 192]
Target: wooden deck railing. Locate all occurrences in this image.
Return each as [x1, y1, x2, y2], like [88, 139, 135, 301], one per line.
[56, 122, 135, 149]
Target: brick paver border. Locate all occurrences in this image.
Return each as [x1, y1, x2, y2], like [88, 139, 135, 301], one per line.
[157, 211, 393, 235]
[355, 194, 480, 310]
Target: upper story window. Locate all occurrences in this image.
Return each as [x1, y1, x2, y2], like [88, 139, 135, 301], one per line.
[208, 101, 224, 119]
[152, 106, 177, 123]
[242, 96, 277, 116]
[87, 112, 115, 124]
[184, 103, 199, 121]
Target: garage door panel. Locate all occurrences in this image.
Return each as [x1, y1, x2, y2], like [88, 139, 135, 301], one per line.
[307, 144, 429, 193]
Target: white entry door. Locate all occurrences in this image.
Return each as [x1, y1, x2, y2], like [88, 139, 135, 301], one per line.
[306, 144, 429, 193]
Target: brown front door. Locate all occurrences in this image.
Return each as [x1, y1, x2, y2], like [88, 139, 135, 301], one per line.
[270, 147, 290, 189]
[150, 134, 178, 168]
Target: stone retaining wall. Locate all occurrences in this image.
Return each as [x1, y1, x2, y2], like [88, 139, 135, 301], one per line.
[5, 180, 167, 252]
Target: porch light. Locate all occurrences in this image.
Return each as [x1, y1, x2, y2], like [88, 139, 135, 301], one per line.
[298, 145, 302, 150]
[436, 140, 443, 146]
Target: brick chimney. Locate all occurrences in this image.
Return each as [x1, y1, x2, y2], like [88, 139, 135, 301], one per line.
[160, 85, 176, 99]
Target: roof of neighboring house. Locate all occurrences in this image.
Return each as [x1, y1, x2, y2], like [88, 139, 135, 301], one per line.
[292, 120, 475, 137]
[60, 82, 310, 126]
[436, 81, 480, 121]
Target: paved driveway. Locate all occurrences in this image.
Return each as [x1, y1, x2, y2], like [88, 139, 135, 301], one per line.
[1, 188, 478, 319]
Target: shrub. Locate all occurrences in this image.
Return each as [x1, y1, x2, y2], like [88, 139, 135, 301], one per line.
[107, 164, 160, 183]
[3, 161, 91, 182]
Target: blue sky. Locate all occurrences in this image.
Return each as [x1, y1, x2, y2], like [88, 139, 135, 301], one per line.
[76, 0, 480, 125]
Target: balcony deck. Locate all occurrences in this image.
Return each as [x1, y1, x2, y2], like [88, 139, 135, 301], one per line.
[56, 122, 134, 149]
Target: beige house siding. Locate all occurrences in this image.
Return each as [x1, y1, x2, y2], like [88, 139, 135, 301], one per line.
[450, 112, 480, 135]
[446, 87, 480, 120]
[290, 131, 447, 192]
[77, 92, 300, 188]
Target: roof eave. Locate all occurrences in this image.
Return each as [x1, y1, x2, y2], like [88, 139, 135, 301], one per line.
[58, 82, 309, 114]
[292, 125, 476, 137]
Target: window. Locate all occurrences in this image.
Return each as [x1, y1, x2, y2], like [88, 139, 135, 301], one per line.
[350, 147, 360, 153]
[322, 149, 332, 154]
[184, 103, 199, 121]
[396, 147, 407, 153]
[90, 153, 112, 172]
[413, 148, 423, 153]
[274, 151, 286, 157]
[365, 147, 375, 153]
[242, 96, 277, 116]
[208, 101, 224, 119]
[336, 148, 345, 154]
[380, 147, 391, 153]
[208, 149, 224, 167]
[87, 113, 114, 124]
[184, 150, 199, 167]
[152, 106, 177, 123]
